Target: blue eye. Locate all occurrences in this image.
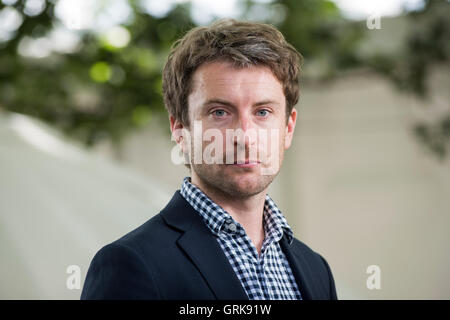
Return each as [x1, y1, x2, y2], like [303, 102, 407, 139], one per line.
[213, 109, 226, 117]
[257, 109, 269, 117]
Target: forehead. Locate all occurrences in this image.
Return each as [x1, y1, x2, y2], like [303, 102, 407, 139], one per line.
[190, 61, 284, 98]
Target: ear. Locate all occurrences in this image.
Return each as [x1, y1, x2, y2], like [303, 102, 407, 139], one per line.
[284, 108, 297, 150]
[170, 116, 188, 153]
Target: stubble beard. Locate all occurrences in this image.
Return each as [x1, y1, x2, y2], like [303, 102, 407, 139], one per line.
[191, 163, 277, 199]
[189, 137, 285, 199]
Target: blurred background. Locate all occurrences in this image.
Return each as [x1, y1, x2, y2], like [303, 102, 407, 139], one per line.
[0, 0, 449, 299]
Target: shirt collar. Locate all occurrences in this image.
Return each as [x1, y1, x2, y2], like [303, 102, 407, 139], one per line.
[180, 177, 294, 244]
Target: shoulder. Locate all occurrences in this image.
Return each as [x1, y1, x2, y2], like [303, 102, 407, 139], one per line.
[290, 237, 334, 275]
[288, 237, 338, 300]
[103, 212, 178, 258]
[81, 213, 174, 299]
[88, 190, 197, 271]
[290, 237, 330, 266]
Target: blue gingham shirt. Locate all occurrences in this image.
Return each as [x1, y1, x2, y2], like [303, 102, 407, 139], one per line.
[180, 177, 302, 300]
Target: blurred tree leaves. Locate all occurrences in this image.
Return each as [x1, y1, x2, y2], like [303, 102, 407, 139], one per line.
[362, 0, 450, 159]
[0, 0, 195, 146]
[0, 0, 449, 158]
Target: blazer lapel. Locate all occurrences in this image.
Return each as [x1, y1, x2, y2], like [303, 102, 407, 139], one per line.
[279, 235, 316, 300]
[161, 191, 248, 300]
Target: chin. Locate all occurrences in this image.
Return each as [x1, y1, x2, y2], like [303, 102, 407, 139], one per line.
[219, 170, 275, 198]
[192, 163, 278, 198]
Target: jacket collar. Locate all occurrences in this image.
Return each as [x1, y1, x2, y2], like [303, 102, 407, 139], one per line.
[279, 235, 315, 300]
[161, 190, 316, 300]
[180, 176, 295, 245]
[161, 191, 248, 300]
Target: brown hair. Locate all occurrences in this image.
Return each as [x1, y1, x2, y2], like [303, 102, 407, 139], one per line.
[162, 19, 303, 127]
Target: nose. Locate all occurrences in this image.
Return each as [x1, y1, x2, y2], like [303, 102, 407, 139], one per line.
[233, 114, 257, 147]
[238, 113, 251, 132]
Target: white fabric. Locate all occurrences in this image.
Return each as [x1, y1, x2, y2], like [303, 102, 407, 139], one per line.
[0, 111, 170, 299]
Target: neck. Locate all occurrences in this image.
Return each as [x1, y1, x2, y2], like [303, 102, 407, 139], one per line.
[190, 175, 267, 255]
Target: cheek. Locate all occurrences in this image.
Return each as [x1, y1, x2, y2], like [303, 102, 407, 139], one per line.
[267, 122, 286, 151]
[253, 128, 279, 159]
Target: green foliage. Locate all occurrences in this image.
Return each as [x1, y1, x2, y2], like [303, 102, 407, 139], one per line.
[273, 0, 364, 70]
[363, 0, 450, 159]
[0, 0, 448, 158]
[0, 0, 195, 146]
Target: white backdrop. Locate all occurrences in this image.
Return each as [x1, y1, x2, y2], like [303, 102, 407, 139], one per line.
[0, 111, 170, 299]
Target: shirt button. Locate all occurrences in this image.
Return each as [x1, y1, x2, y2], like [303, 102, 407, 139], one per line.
[227, 222, 237, 232]
[224, 219, 236, 232]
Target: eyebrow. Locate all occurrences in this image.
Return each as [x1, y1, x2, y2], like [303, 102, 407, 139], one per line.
[203, 98, 280, 108]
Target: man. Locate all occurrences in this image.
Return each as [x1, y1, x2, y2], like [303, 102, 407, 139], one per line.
[81, 19, 337, 300]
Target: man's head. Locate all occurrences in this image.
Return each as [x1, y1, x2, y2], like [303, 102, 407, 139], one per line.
[163, 19, 302, 198]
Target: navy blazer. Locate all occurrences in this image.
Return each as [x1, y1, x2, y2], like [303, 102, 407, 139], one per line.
[81, 191, 338, 300]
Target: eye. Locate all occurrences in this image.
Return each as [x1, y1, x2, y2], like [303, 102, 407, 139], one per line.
[256, 109, 270, 117]
[212, 109, 227, 117]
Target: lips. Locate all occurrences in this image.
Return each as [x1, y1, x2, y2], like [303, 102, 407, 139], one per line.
[222, 155, 262, 166]
[229, 160, 260, 168]
[237, 159, 258, 163]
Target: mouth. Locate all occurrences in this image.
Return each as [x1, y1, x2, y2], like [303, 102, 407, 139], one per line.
[228, 160, 261, 168]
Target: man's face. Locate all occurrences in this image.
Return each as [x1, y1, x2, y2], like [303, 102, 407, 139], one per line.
[171, 60, 297, 198]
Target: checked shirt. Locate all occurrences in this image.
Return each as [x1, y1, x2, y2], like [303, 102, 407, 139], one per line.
[180, 177, 302, 300]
